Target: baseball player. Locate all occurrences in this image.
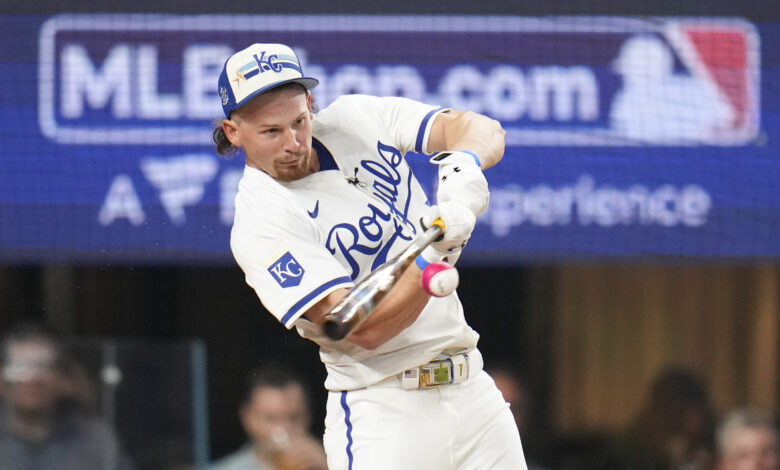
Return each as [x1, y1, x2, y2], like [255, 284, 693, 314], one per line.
[215, 43, 527, 470]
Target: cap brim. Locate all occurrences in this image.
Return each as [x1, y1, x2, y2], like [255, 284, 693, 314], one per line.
[231, 77, 319, 116]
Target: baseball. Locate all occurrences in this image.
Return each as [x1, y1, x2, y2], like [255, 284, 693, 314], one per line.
[421, 261, 459, 297]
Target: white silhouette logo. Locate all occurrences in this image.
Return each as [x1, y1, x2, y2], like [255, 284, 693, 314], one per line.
[141, 154, 219, 224]
[610, 35, 733, 144]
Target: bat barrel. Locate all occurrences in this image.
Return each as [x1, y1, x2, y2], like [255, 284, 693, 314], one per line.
[322, 279, 383, 340]
[323, 317, 355, 341]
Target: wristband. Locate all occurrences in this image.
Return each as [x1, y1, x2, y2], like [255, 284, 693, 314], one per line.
[459, 150, 481, 167]
[415, 254, 430, 271]
[416, 246, 445, 270]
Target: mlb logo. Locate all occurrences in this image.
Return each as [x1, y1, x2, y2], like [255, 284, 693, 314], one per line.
[268, 251, 305, 288]
[609, 19, 759, 145]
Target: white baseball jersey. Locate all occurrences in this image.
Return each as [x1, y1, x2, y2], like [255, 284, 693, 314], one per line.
[230, 94, 480, 391]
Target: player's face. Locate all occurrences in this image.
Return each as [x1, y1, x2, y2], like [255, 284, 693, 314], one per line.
[225, 86, 315, 182]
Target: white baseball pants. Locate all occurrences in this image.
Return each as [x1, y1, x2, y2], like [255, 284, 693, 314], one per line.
[323, 370, 528, 470]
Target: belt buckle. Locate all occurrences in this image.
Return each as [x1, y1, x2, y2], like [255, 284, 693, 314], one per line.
[419, 359, 452, 389]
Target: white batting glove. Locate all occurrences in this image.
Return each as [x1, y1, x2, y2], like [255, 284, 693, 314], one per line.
[418, 202, 475, 266]
[430, 151, 490, 216]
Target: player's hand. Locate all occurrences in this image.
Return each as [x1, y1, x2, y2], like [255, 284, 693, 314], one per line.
[430, 151, 490, 216]
[421, 202, 476, 255]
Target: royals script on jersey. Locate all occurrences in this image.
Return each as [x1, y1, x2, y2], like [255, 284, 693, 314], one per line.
[230, 95, 480, 390]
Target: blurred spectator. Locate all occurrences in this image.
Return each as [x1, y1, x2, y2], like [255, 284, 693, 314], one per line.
[210, 365, 327, 470]
[609, 366, 717, 470]
[716, 408, 779, 470]
[0, 323, 133, 470]
[488, 364, 550, 470]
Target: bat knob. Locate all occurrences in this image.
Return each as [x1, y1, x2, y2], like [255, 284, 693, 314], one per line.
[431, 217, 446, 232]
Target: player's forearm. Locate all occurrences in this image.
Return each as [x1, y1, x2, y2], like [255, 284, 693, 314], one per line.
[428, 110, 506, 169]
[345, 266, 430, 350]
[304, 269, 431, 350]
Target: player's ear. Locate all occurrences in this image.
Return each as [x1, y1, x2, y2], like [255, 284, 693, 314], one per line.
[222, 118, 241, 147]
[306, 91, 313, 117]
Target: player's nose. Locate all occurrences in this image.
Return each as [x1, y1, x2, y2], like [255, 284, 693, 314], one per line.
[282, 128, 301, 152]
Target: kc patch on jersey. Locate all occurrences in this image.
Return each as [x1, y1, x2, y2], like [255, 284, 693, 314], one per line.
[268, 251, 305, 288]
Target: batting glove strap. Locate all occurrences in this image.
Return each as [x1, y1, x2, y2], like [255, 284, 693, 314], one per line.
[431, 151, 490, 217]
[429, 150, 482, 168]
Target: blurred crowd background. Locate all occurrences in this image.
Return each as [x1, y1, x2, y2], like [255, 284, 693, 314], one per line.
[1, 0, 779, 469]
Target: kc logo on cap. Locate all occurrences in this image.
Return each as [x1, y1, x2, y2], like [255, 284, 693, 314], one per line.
[218, 43, 319, 117]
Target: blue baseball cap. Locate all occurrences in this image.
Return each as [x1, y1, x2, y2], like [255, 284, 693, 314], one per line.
[218, 43, 319, 118]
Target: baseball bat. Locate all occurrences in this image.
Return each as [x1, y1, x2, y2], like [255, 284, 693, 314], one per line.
[322, 218, 445, 341]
